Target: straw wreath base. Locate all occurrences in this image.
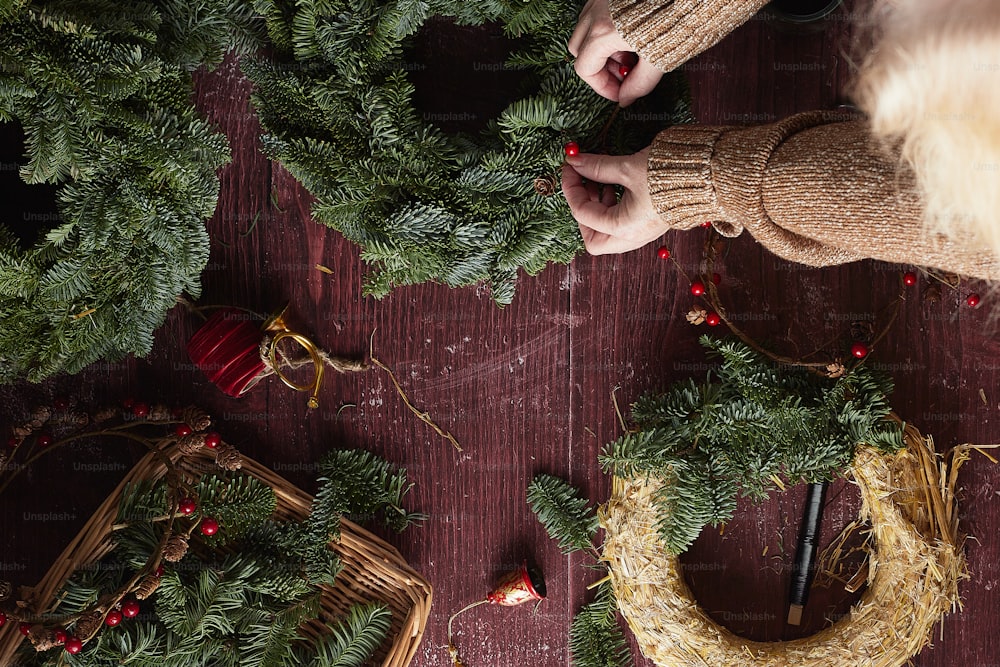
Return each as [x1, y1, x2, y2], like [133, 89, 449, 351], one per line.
[601, 422, 967, 667]
[0, 445, 432, 667]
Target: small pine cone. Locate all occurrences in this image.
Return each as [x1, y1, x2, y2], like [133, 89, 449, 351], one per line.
[181, 406, 211, 432]
[163, 534, 189, 562]
[214, 442, 242, 471]
[0, 579, 11, 600]
[93, 407, 118, 423]
[148, 404, 171, 422]
[134, 574, 161, 600]
[13, 425, 32, 438]
[74, 610, 103, 639]
[825, 363, 847, 379]
[0, 452, 8, 471]
[28, 626, 59, 652]
[70, 411, 89, 427]
[29, 406, 52, 424]
[686, 308, 707, 325]
[177, 434, 205, 455]
[533, 175, 556, 196]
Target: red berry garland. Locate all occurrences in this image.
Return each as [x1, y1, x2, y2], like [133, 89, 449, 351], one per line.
[203, 432, 221, 449]
[200, 518, 219, 536]
[690, 281, 706, 297]
[903, 271, 917, 286]
[132, 402, 149, 418]
[105, 610, 123, 626]
[618, 63, 630, 77]
[64, 637, 83, 654]
[706, 313, 721, 327]
[967, 293, 981, 307]
[700, 221, 712, 228]
[657, 246, 670, 260]
[564, 141, 580, 157]
[175, 423, 193, 437]
[122, 600, 141, 619]
[37, 432, 53, 447]
[54, 629, 67, 644]
[178, 497, 197, 516]
[851, 342, 869, 359]
[19, 622, 31, 636]
[0, 612, 6, 627]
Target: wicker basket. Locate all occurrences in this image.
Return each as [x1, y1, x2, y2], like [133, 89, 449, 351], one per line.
[0, 445, 432, 666]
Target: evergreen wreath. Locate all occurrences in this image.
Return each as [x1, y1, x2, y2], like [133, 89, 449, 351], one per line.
[245, 0, 691, 305]
[529, 336, 904, 667]
[3, 405, 423, 666]
[0, 0, 259, 382]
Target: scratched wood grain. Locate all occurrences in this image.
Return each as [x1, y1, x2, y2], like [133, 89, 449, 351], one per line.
[3, 2, 1000, 666]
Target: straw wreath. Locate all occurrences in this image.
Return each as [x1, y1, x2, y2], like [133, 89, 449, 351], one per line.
[600, 419, 970, 667]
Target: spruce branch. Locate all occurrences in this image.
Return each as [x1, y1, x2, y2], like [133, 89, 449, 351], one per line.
[527, 474, 600, 557]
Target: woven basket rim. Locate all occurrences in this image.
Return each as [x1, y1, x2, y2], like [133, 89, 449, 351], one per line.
[0, 444, 432, 667]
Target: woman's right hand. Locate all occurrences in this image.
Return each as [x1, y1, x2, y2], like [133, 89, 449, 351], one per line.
[568, 0, 664, 106]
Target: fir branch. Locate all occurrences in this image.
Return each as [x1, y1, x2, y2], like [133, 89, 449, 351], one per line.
[568, 581, 630, 667]
[308, 602, 392, 667]
[527, 474, 599, 555]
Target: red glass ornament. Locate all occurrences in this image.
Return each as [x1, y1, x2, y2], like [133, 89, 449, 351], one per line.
[54, 629, 67, 644]
[967, 293, 981, 307]
[903, 271, 917, 286]
[175, 424, 193, 437]
[690, 281, 706, 297]
[132, 402, 149, 418]
[656, 246, 670, 260]
[204, 432, 221, 449]
[200, 518, 219, 536]
[564, 141, 580, 157]
[178, 497, 197, 516]
[187, 308, 268, 399]
[37, 432, 53, 447]
[706, 313, 721, 327]
[122, 600, 141, 618]
[64, 637, 83, 654]
[105, 610, 123, 626]
[851, 342, 869, 359]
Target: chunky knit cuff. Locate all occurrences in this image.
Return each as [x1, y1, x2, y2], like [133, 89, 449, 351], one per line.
[608, 0, 769, 73]
[647, 125, 729, 230]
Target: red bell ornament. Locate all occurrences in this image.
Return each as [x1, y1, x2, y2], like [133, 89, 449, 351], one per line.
[447, 561, 546, 665]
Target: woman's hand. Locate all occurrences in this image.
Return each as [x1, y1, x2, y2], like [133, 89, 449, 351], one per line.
[568, 0, 664, 106]
[562, 148, 667, 255]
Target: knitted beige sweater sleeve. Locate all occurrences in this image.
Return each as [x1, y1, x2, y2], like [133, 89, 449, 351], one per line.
[647, 112, 1000, 280]
[608, 0, 769, 72]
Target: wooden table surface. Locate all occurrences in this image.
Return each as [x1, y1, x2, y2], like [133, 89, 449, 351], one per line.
[4, 3, 1000, 666]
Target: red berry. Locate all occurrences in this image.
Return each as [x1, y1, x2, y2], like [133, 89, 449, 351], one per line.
[851, 342, 869, 359]
[175, 423, 193, 437]
[690, 281, 706, 297]
[64, 637, 83, 654]
[19, 622, 31, 636]
[121, 600, 140, 619]
[178, 497, 197, 516]
[656, 246, 670, 260]
[700, 221, 712, 228]
[122, 397, 135, 409]
[203, 432, 221, 449]
[903, 271, 917, 286]
[37, 432, 53, 447]
[564, 141, 580, 157]
[155, 565, 165, 578]
[54, 629, 67, 644]
[967, 293, 981, 307]
[7, 436, 19, 448]
[200, 518, 219, 536]
[132, 402, 149, 418]
[618, 63, 631, 77]
[706, 313, 721, 327]
[0, 612, 6, 627]
[711, 273, 721, 285]
[105, 610, 123, 626]
[53, 397, 69, 410]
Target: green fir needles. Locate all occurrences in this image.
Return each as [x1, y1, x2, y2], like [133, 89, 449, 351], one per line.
[600, 336, 904, 555]
[246, 0, 690, 304]
[527, 473, 598, 555]
[16, 448, 419, 666]
[0, 1, 260, 381]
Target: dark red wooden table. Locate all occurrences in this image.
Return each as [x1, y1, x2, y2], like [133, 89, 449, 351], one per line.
[4, 3, 999, 666]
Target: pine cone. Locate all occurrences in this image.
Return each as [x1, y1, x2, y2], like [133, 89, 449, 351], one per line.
[74, 611, 103, 639]
[28, 627, 59, 651]
[70, 411, 89, 427]
[177, 434, 204, 455]
[181, 406, 211, 432]
[214, 442, 242, 471]
[825, 363, 847, 379]
[686, 308, 707, 325]
[149, 404, 172, 422]
[533, 175, 556, 196]
[134, 574, 161, 600]
[163, 534, 189, 562]
[93, 407, 118, 423]
[29, 406, 52, 424]
[13, 425, 32, 438]
[0, 452, 8, 471]
[0, 579, 11, 601]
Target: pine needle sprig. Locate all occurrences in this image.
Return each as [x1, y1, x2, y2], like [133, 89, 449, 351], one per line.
[527, 474, 599, 556]
[568, 581, 630, 667]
